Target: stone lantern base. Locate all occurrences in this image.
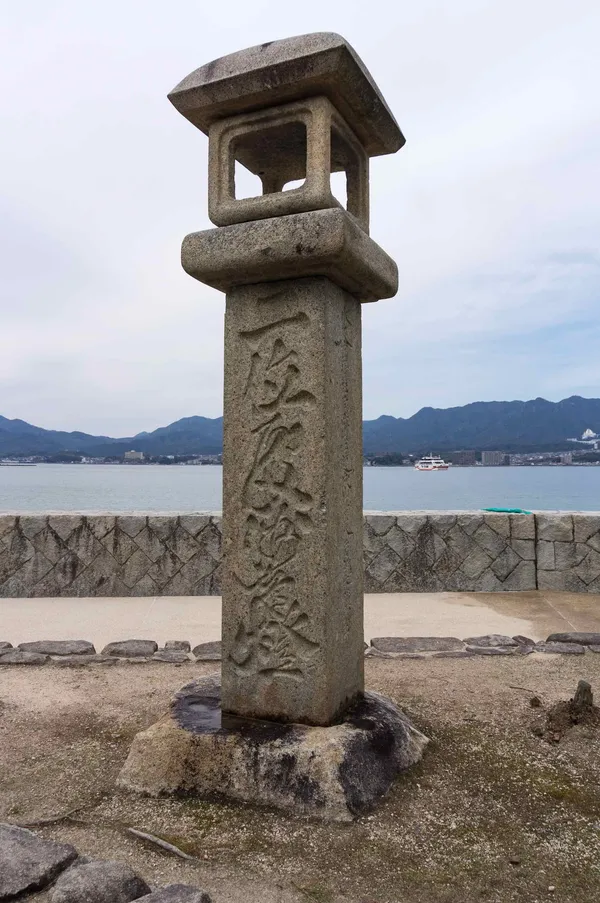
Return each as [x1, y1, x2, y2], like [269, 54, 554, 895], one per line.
[117, 675, 428, 822]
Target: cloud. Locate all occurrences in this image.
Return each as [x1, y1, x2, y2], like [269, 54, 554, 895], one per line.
[1, 0, 599, 433]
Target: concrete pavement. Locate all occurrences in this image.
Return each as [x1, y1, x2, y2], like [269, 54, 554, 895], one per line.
[1, 591, 599, 650]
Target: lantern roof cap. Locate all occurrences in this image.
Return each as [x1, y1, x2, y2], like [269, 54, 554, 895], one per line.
[168, 32, 404, 157]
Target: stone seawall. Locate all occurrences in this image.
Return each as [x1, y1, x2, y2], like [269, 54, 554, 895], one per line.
[1, 511, 599, 597]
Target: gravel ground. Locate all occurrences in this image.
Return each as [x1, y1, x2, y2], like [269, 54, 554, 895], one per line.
[1, 656, 600, 903]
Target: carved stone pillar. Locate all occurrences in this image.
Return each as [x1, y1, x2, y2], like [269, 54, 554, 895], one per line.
[169, 32, 401, 726]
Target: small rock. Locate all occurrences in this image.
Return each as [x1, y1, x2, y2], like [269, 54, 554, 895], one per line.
[51, 860, 151, 902]
[139, 885, 212, 902]
[192, 641, 222, 661]
[0, 823, 78, 898]
[18, 640, 96, 656]
[533, 642, 585, 655]
[463, 634, 517, 647]
[530, 696, 542, 708]
[152, 651, 191, 663]
[164, 641, 191, 652]
[509, 855, 521, 865]
[370, 636, 464, 653]
[0, 642, 13, 651]
[431, 650, 477, 659]
[513, 645, 533, 655]
[102, 640, 158, 658]
[465, 646, 516, 656]
[513, 635, 536, 647]
[0, 650, 49, 665]
[588, 645, 600, 653]
[546, 632, 600, 645]
[50, 655, 117, 667]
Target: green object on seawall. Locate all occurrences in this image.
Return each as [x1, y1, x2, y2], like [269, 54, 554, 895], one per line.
[483, 507, 532, 514]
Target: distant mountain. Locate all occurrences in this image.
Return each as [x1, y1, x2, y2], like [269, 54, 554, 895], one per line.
[362, 396, 600, 453]
[2, 396, 600, 457]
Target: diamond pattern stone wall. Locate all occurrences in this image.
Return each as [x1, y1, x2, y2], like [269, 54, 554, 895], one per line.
[364, 511, 536, 592]
[0, 514, 222, 597]
[1, 510, 597, 597]
[536, 513, 600, 592]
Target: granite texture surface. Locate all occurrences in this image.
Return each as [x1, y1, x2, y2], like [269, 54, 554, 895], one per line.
[181, 209, 398, 302]
[220, 278, 364, 725]
[3, 511, 600, 597]
[168, 32, 404, 157]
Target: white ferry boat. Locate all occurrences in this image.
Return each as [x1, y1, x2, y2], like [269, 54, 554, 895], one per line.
[414, 455, 449, 471]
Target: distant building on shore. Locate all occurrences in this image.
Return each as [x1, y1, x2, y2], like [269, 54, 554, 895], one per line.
[124, 449, 145, 462]
[449, 450, 477, 466]
[481, 451, 508, 466]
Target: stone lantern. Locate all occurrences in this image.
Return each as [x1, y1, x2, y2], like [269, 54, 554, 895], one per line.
[120, 34, 427, 820]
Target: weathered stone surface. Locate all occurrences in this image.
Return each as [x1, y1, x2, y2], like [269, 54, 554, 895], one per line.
[182, 210, 398, 302]
[139, 887, 212, 903]
[192, 641, 222, 661]
[431, 650, 477, 659]
[509, 514, 535, 540]
[465, 645, 516, 656]
[0, 642, 12, 650]
[0, 823, 77, 898]
[533, 642, 585, 655]
[463, 635, 518, 648]
[168, 33, 404, 157]
[536, 541, 555, 570]
[102, 640, 158, 657]
[536, 513, 573, 542]
[0, 650, 49, 664]
[51, 860, 150, 903]
[221, 278, 364, 726]
[588, 645, 600, 653]
[165, 640, 191, 652]
[152, 651, 190, 663]
[546, 632, 600, 645]
[18, 640, 95, 656]
[50, 654, 117, 667]
[513, 635, 537, 647]
[364, 648, 426, 660]
[118, 676, 428, 822]
[371, 636, 464, 653]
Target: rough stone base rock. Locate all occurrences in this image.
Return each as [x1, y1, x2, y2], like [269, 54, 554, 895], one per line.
[50, 860, 150, 902]
[0, 650, 49, 665]
[118, 675, 428, 822]
[0, 823, 78, 898]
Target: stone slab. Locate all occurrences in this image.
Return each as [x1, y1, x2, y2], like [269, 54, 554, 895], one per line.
[0, 823, 77, 898]
[168, 33, 403, 157]
[371, 637, 465, 653]
[102, 640, 158, 657]
[465, 645, 516, 656]
[182, 209, 398, 302]
[463, 634, 518, 647]
[18, 640, 95, 656]
[50, 860, 150, 902]
[50, 654, 117, 667]
[0, 650, 49, 665]
[221, 278, 364, 725]
[192, 641, 222, 661]
[118, 675, 428, 821]
[152, 651, 191, 663]
[546, 632, 600, 645]
[533, 642, 585, 655]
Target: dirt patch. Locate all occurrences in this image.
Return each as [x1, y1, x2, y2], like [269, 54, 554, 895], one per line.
[2, 656, 600, 902]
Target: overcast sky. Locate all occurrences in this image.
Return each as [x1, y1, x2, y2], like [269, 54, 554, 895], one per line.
[1, 0, 599, 437]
